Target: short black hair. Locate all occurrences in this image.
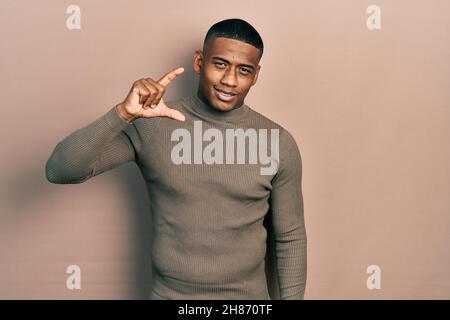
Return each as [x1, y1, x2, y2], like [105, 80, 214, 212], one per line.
[203, 18, 264, 58]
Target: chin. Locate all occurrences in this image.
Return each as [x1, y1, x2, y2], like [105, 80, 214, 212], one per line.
[208, 91, 243, 112]
[212, 100, 237, 112]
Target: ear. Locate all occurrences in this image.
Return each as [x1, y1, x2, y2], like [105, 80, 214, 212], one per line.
[193, 50, 203, 75]
[251, 65, 261, 86]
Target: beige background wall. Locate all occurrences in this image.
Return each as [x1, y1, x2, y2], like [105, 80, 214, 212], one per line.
[0, 0, 449, 299]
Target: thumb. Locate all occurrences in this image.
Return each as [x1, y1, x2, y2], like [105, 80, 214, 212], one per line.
[161, 107, 186, 122]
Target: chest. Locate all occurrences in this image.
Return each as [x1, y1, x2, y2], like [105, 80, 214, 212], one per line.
[136, 121, 275, 202]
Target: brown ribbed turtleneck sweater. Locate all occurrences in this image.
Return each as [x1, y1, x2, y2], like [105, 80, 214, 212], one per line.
[45, 94, 307, 299]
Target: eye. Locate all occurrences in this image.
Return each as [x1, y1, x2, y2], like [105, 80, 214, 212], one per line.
[214, 62, 227, 69]
[239, 67, 251, 75]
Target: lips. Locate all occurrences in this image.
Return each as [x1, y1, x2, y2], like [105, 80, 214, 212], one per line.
[213, 86, 238, 102]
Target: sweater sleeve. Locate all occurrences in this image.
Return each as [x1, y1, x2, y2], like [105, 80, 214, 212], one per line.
[45, 106, 139, 184]
[269, 129, 307, 299]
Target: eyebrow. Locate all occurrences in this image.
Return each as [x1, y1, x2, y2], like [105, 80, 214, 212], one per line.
[210, 56, 256, 70]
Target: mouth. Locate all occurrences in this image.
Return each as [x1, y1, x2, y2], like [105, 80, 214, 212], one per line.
[213, 86, 238, 103]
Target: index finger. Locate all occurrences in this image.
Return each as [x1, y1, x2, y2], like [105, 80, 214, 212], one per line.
[158, 67, 185, 87]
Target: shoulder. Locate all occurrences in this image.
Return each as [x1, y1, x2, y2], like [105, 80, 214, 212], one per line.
[246, 107, 299, 151]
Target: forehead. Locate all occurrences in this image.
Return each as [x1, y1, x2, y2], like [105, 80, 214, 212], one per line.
[205, 37, 260, 66]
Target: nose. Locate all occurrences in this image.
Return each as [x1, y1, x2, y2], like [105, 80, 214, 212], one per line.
[220, 68, 238, 87]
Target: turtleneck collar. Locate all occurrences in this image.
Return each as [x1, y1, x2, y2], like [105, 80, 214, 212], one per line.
[186, 93, 250, 122]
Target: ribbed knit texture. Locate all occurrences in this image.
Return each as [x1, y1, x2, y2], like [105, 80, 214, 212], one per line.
[45, 94, 307, 300]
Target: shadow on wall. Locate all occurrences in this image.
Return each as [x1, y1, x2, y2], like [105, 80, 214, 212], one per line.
[113, 163, 153, 299]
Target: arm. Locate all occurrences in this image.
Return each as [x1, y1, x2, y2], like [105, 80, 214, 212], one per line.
[270, 130, 307, 299]
[45, 106, 137, 184]
[45, 67, 186, 184]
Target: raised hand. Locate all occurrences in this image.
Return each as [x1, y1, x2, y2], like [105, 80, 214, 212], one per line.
[116, 67, 186, 123]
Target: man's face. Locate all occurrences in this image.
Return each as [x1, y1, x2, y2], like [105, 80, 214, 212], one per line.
[193, 37, 261, 112]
